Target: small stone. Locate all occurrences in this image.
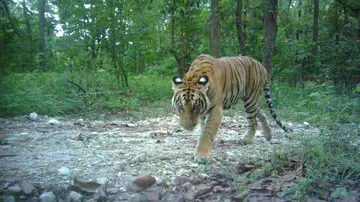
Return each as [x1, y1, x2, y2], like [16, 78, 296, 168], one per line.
[188, 163, 199, 168]
[106, 187, 119, 195]
[48, 118, 59, 125]
[4, 196, 15, 202]
[233, 190, 248, 201]
[270, 139, 280, 144]
[67, 191, 83, 202]
[20, 180, 35, 195]
[93, 187, 107, 201]
[303, 122, 310, 129]
[189, 175, 202, 184]
[29, 112, 38, 121]
[171, 176, 186, 186]
[7, 185, 22, 194]
[58, 167, 70, 176]
[39, 192, 56, 202]
[130, 154, 146, 164]
[186, 184, 212, 200]
[27, 196, 39, 202]
[165, 137, 179, 143]
[19, 195, 27, 200]
[97, 178, 107, 185]
[226, 151, 236, 159]
[212, 185, 225, 192]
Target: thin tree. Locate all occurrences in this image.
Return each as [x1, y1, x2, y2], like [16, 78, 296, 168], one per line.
[1, 0, 22, 37]
[263, 0, 278, 80]
[236, 0, 246, 56]
[39, 0, 46, 71]
[210, 0, 220, 57]
[312, 0, 319, 56]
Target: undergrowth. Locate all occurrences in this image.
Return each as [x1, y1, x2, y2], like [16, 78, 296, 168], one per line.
[0, 71, 173, 117]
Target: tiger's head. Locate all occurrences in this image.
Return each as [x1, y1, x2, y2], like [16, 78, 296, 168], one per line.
[171, 73, 211, 131]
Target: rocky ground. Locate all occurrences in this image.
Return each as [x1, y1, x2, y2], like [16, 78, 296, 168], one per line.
[0, 113, 355, 201]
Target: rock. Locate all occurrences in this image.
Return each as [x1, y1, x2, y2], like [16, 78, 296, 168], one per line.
[20, 180, 35, 195]
[39, 192, 56, 202]
[72, 178, 101, 194]
[29, 112, 38, 121]
[233, 190, 248, 201]
[48, 118, 59, 125]
[270, 139, 280, 144]
[171, 176, 186, 186]
[4, 179, 17, 189]
[67, 191, 83, 202]
[7, 185, 22, 194]
[188, 163, 199, 168]
[27, 196, 40, 202]
[93, 187, 107, 202]
[97, 178, 107, 185]
[226, 151, 236, 159]
[19, 195, 27, 200]
[330, 187, 348, 199]
[189, 175, 202, 184]
[212, 185, 225, 192]
[303, 122, 310, 129]
[128, 175, 156, 192]
[164, 137, 179, 143]
[186, 184, 212, 200]
[130, 154, 146, 164]
[106, 187, 119, 195]
[4, 196, 16, 202]
[58, 167, 70, 176]
[164, 194, 186, 202]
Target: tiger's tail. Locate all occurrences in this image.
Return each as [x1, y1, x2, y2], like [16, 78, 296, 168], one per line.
[264, 80, 292, 133]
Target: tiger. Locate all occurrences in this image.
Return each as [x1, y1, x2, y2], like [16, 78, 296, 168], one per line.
[171, 54, 291, 163]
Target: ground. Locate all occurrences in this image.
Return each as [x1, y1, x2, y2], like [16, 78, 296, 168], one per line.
[0, 113, 349, 201]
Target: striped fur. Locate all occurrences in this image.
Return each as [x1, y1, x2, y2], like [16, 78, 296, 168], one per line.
[172, 54, 291, 160]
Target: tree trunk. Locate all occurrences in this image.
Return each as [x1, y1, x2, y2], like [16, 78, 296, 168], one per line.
[210, 0, 220, 57]
[236, 0, 246, 56]
[263, 0, 278, 80]
[22, 0, 32, 39]
[312, 0, 319, 56]
[39, 0, 46, 71]
[296, 0, 301, 40]
[135, 0, 143, 74]
[1, 0, 22, 37]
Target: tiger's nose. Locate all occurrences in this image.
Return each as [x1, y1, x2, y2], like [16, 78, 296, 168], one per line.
[180, 122, 197, 131]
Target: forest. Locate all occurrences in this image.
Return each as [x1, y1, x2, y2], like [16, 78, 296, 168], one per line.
[0, 0, 359, 201]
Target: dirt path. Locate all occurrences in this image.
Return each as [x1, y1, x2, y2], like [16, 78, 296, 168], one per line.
[0, 114, 310, 201]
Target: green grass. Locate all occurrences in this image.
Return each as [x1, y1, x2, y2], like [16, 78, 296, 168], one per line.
[0, 71, 173, 118]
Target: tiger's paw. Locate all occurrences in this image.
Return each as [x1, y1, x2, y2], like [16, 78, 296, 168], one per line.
[194, 154, 212, 164]
[194, 147, 212, 164]
[237, 139, 253, 145]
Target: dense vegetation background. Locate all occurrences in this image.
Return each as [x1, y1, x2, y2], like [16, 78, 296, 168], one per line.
[0, 0, 359, 199]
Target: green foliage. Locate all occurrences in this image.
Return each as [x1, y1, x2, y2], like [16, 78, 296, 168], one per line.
[0, 72, 84, 116]
[271, 82, 360, 199]
[0, 71, 173, 117]
[271, 82, 359, 125]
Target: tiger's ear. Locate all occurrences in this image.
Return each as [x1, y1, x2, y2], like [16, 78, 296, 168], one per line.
[198, 75, 209, 85]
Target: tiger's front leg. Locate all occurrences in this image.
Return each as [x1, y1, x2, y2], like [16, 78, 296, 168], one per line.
[195, 106, 223, 163]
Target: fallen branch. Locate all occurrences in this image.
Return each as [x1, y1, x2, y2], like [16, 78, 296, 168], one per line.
[67, 79, 87, 95]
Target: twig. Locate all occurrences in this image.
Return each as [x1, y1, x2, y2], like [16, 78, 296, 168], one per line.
[67, 79, 87, 94]
[0, 154, 18, 158]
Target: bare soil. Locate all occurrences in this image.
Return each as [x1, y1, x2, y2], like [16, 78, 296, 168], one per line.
[0, 113, 348, 201]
